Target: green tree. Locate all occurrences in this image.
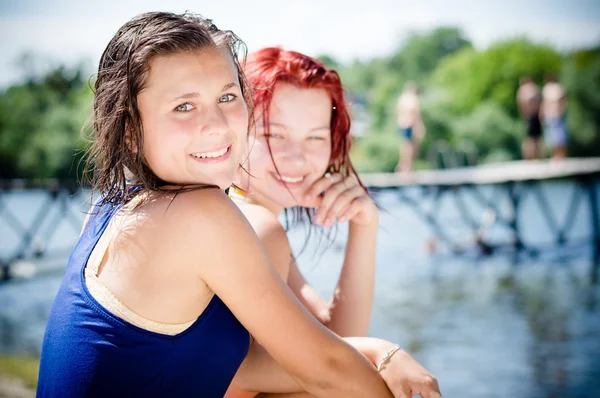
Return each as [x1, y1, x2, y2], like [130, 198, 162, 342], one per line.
[388, 27, 472, 83]
[432, 38, 563, 117]
[341, 27, 472, 134]
[562, 47, 600, 156]
[427, 38, 567, 162]
[0, 64, 92, 179]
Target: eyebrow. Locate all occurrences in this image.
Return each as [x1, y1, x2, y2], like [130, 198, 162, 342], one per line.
[221, 82, 237, 91]
[170, 82, 239, 102]
[265, 122, 286, 129]
[308, 126, 330, 133]
[171, 92, 200, 102]
[259, 122, 330, 133]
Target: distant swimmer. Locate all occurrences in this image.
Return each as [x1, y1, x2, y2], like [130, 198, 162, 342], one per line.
[541, 73, 568, 160]
[517, 76, 543, 160]
[395, 81, 425, 172]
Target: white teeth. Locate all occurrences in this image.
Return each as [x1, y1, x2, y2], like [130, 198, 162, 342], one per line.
[276, 175, 304, 183]
[192, 147, 228, 159]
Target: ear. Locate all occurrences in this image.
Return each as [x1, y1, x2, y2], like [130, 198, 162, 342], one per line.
[124, 121, 138, 155]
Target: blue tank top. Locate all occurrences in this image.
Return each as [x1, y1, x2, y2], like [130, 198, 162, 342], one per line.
[37, 196, 250, 397]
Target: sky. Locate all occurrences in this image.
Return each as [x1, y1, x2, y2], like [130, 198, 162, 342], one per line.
[0, 0, 599, 88]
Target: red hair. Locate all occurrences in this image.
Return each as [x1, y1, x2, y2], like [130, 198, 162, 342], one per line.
[245, 47, 356, 175]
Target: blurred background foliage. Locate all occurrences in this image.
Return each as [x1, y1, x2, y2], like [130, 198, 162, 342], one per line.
[329, 28, 600, 173]
[1, 27, 599, 178]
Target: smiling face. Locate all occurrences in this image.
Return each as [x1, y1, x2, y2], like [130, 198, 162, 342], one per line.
[137, 46, 248, 190]
[244, 83, 332, 211]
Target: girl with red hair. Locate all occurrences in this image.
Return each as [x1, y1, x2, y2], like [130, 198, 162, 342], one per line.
[226, 48, 441, 398]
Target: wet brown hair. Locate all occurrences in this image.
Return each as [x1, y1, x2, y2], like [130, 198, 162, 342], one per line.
[83, 12, 252, 205]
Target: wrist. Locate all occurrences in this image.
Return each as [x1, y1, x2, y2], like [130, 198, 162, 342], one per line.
[376, 345, 402, 372]
[362, 338, 397, 365]
[343, 337, 395, 366]
[349, 210, 379, 230]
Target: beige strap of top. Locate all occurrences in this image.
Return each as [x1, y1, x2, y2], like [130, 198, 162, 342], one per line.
[84, 194, 195, 335]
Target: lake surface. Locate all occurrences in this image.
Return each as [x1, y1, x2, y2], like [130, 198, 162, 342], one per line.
[1, 181, 599, 397]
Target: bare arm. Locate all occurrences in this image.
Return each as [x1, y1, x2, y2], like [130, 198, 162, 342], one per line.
[286, 261, 330, 325]
[254, 338, 441, 398]
[328, 219, 378, 336]
[516, 87, 526, 117]
[172, 190, 392, 397]
[235, 337, 387, 394]
[230, 341, 303, 394]
[230, 196, 441, 397]
[287, 174, 379, 337]
[241, 192, 377, 337]
[414, 100, 425, 141]
[286, 220, 378, 337]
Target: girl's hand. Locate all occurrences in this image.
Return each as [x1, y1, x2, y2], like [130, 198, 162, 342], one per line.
[303, 172, 377, 228]
[376, 344, 442, 398]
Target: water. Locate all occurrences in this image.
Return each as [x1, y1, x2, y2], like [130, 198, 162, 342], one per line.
[1, 181, 600, 397]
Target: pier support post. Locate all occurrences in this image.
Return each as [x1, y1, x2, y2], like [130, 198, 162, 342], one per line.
[585, 177, 600, 284]
[507, 182, 523, 255]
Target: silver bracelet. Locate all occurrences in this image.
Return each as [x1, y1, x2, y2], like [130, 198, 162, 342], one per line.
[377, 345, 402, 372]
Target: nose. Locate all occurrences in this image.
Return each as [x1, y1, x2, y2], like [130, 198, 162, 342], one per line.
[276, 140, 306, 169]
[198, 104, 228, 136]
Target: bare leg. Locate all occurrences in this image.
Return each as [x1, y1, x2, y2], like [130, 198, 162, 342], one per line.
[401, 141, 415, 172]
[533, 138, 545, 159]
[395, 144, 403, 172]
[553, 145, 567, 160]
[225, 389, 258, 398]
[522, 138, 534, 160]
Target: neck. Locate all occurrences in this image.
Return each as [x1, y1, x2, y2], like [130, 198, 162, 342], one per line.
[233, 179, 283, 216]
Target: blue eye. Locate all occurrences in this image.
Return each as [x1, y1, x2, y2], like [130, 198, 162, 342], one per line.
[219, 94, 236, 103]
[264, 133, 282, 139]
[174, 103, 194, 112]
[308, 136, 326, 141]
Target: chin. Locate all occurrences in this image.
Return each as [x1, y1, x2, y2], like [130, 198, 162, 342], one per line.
[186, 174, 234, 191]
[276, 195, 303, 209]
[213, 176, 236, 191]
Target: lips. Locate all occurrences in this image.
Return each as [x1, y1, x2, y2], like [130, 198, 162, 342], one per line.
[271, 172, 307, 188]
[190, 145, 232, 163]
[276, 175, 304, 183]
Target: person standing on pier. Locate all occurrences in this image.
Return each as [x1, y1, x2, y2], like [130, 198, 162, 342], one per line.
[541, 73, 568, 160]
[517, 76, 544, 160]
[395, 81, 425, 173]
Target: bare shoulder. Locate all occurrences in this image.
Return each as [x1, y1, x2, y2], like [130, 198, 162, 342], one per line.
[235, 202, 288, 243]
[163, 188, 243, 224]
[234, 201, 292, 279]
[145, 188, 255, 256]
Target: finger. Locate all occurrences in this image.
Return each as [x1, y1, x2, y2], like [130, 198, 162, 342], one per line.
[322, 185, 364, 219]
[338, 196, 366, 223]
[394, 389, 411, 398]
[304, 173, 344, 203]
[315, 177, 357, 224]
[314, 181, 347, 224]
[420, 389, 433, 398]
[301, 192, 323, 209]
[420, 389, 442, 398]
[321, 186, 365, 226]
[418, 375, 441, 398]
[317, 176, 358, 223]
[317, 176, 360, 221]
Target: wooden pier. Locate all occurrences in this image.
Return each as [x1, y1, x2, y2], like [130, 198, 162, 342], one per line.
[361, 157, 600, 187]
[363, 157, 600, 281]
[1, 157, 600, 281]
